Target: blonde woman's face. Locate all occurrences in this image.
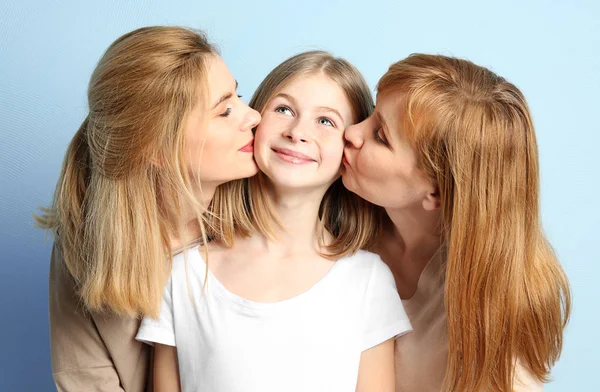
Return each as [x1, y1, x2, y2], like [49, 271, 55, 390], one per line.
[185, 55, 261, 186]
[341, 92, 435, 210]
[253, 74, 353, 193]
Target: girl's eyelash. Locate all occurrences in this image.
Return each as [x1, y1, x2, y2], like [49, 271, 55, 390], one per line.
[318, 117, 335, 127]
[272, 106, 335, 128]
[237, 95, 242, 98]
[275, 105, 293, 115]
[220, 107, 232, 117]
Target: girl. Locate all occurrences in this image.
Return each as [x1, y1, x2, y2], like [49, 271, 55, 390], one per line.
[37, 26, 261, 392]
[137, 51, 412, 392]
[342, 53, 571, 391]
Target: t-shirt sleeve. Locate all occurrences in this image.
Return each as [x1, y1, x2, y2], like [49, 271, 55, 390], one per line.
[135, 275, 176, 347]
[361, 255, 412, 351]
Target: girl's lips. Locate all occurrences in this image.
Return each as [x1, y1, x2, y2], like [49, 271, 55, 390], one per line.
[239, 139, 254, 152]
[272, 147, 315, 164]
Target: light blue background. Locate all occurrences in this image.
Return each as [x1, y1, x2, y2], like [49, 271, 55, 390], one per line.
[1, 0, 598, 390]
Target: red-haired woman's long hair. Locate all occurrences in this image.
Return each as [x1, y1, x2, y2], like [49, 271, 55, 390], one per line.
[378, 54, 571, 391]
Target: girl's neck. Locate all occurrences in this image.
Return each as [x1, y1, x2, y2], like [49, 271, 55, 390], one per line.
[251, 186, 329, 256]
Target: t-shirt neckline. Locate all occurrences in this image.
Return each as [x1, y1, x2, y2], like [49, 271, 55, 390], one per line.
[188, 246, 347, 313]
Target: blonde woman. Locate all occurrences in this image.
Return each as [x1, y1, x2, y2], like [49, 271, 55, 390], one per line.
[342, 54, 571, 391]
[36, 26, 261, 392]
[136, 51, 411, 392]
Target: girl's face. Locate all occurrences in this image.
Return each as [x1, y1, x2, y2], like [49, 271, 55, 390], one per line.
[253, 73, 354, 194]
[185, 55, 261, 187]
[342, 92, 437, 211]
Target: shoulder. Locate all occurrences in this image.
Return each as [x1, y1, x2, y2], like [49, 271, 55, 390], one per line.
[164, 246, 208, 291]
[170, 246, 204, 274]
[337, 250, 394, 285]
[345, 249, 393, 274]
[49, 241, 89, 317]
[513, 360, 545, 391]
[342, 249, 385, 265]
[49, 242, 76, 290]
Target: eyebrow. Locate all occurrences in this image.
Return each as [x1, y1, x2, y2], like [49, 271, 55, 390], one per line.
[316, 106, 344, 123]
[275, 93, 297, 106]
[211, 80, 239, 110]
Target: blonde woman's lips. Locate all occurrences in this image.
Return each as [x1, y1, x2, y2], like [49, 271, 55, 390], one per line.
[239, 139, 254, 152]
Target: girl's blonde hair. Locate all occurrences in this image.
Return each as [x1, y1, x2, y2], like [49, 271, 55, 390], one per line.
[214, 50, 382, 256]
[35, 26, 250, 318]
[377, 53, 571, 391]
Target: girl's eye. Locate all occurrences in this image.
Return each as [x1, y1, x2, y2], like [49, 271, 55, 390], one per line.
[220, 107, 232, 117]
[275, 106, 293, 116]
[317, 117, 335, 127]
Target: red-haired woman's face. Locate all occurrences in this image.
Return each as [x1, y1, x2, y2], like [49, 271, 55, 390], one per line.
[341, 92, 437, 212]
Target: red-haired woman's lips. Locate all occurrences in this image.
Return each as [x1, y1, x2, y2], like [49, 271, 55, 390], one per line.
[342, 151, 351, 167]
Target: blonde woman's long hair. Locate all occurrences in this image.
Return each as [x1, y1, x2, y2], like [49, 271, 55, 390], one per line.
[35, 26, 248, 318]
[213, 50, 383, 256]
[377, 54, 571, 391]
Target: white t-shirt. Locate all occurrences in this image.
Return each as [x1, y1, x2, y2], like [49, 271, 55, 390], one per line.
[136, 247, 411, 392]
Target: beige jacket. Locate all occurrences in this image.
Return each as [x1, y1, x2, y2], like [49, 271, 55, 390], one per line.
[49, 244, 152, 392]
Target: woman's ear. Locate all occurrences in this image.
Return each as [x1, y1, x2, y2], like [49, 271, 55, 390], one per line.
[422, 185, 441, 211]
